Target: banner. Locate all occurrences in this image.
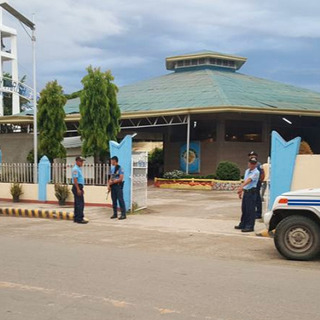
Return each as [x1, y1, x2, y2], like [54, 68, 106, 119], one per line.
[180, 141, 200, 173]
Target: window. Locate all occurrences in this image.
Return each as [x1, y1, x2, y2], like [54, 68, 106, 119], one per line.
[177, 60, 184, 67]
[184, 60, 191, 66]
[216, 59, 222, 66]
[209, 58, 216, 64]
[225, 120, 262, 142]
[199, 58, 205, 65]
[191, 59, 198, 66]
[223, 60, 229, 66]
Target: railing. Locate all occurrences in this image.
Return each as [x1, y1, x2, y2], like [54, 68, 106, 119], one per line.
[51, 163, 110, 186]
[0, 163, 34, 183]
[0, 162, 109, 186]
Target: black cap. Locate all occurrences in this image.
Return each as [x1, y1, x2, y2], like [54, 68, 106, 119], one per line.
[249, 157, 258, 164]
[75, 156, 85, 162]
[248, 151, 258, 157]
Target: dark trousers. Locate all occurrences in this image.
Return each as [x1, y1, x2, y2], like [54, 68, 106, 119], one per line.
[72, 184, 84, 222]
[255, 184, 262, 218]
[240, 191, 257, 230]
[111, 184, 126, 217]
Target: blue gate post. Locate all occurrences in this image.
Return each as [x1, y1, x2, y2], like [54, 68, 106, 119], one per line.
[38, 156, 51, 201]
[109, 135, 133, 212]
[269, 131, 301, 210]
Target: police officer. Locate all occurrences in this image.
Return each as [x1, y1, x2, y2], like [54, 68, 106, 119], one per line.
[72, 156, 88, 224]
[235, 157, 260, 232]
[108, 156, 126, 220]
[248, 151, 265, 219]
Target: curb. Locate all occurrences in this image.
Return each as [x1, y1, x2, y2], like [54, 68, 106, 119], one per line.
[0, 207, 74, 221]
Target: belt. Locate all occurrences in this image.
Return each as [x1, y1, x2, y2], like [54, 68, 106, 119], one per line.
[243, 188, 257, 193]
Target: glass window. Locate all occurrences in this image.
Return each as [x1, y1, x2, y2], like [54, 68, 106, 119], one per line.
[191, 59, 198, 66]
[199, 58, 205, 65]
[177, 60, 184, 67]
[225, 120, 262, 142]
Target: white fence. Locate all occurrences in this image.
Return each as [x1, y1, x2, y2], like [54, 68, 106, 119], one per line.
[52, 163, 109, 185]
[0, 163, 34, 183]
[0, 162, 109, 186]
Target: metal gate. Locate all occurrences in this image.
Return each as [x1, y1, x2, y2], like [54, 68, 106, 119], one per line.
[131, 151, 148, 211]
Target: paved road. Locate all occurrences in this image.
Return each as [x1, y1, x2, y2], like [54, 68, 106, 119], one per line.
[1, 188, 320, 320]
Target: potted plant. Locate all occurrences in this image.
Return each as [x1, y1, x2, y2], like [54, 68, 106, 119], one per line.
[54, 184, 70, 206]
[10, 183, 23, 202]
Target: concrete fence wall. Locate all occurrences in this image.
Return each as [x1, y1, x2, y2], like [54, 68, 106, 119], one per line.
[0, 182, 112, 206]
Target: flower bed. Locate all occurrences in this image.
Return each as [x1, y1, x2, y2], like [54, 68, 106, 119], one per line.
[154, 178, 241, 191]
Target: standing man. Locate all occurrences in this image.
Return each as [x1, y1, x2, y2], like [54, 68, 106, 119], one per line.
[235, 157, 260, 232]
[72, 156, 88, 224]
[248, 151, 265, 219]
[109, 156, 126, 220]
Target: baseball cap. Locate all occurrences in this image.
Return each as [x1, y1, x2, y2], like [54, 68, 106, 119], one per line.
[249, 157, 258, 164]
[75, 156, 86, 162]
[248, 151, 258, 157]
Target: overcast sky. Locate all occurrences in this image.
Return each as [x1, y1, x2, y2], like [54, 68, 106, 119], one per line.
[4, 0, 320, 93]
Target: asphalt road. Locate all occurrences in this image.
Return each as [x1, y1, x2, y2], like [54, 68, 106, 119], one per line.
[1, 188, 320, 320]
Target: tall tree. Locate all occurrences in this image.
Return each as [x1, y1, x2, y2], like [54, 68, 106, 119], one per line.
[106, 71, 121, 141]
[37, 80, 67, 161]
[79, 66, 120, 162]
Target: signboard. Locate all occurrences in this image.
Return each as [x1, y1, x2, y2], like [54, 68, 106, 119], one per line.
[180, 141, 200, 173]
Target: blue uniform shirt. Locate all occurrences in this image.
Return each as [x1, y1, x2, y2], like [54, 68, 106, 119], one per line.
[72, 164, 84, 185]
[110, 165, 124, 181]
[243, 167, 259, 190]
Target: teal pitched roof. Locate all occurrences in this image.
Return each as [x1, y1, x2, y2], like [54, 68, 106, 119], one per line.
[6, 62, 320, 121]
[117, 68, 320, 116]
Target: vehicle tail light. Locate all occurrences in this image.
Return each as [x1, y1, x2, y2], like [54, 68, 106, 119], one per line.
[278, 198, 288, 204]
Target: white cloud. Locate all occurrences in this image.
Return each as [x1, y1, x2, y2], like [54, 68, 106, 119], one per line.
[3, 0, 320, 92]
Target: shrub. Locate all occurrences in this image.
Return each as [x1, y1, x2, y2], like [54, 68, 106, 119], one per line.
[10, 183, 23, 202]
[215, 161, 240, 181]
[54, 184, 70, 206]
[205, 174, 216, 179]
[163, 170, 185, 179]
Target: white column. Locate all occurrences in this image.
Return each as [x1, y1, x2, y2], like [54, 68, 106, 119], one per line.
[0, 8, 3, 116]
[11, 34, 19, 115]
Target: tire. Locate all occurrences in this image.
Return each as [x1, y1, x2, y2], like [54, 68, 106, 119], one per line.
[274, 215, 320, 261]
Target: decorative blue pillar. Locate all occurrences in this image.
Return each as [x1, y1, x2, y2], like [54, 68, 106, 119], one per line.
[38, 156, 51, 201]
[269, 131, 301, 210]
[109, 135, 132, 212]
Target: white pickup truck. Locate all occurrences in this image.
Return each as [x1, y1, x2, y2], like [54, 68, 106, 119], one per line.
[264, 189, 320, 261]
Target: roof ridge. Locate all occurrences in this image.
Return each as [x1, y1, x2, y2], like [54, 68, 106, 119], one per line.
[204, 69, 230, 105]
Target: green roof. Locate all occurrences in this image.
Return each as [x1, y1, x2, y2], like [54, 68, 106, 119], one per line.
[117, 68, 320, 115]
[16, 64, 320, 118]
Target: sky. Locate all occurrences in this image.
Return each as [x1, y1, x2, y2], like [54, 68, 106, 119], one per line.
[4, 0, 320, 93]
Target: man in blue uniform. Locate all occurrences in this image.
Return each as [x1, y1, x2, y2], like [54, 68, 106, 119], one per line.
[248, 151, 265, 219]
[72, 156, 88, 224]
[108, 156, 126, 220]
[235, 157, 259, 232]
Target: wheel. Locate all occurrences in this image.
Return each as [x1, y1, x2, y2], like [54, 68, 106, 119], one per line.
[274, 215, 320, 261]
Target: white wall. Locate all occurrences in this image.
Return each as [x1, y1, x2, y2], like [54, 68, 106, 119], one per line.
[0, 183, 111, 206]
[0, 183, 37, 200]
[291, 155, 320, 190]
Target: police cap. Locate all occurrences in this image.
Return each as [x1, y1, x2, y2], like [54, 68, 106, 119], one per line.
[249, 157, 258, 164]
[75, 156, 86, 162]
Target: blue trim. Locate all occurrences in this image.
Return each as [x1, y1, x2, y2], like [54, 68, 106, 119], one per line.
[288, 203, 320, 206]
[288, 199, 320, 202]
